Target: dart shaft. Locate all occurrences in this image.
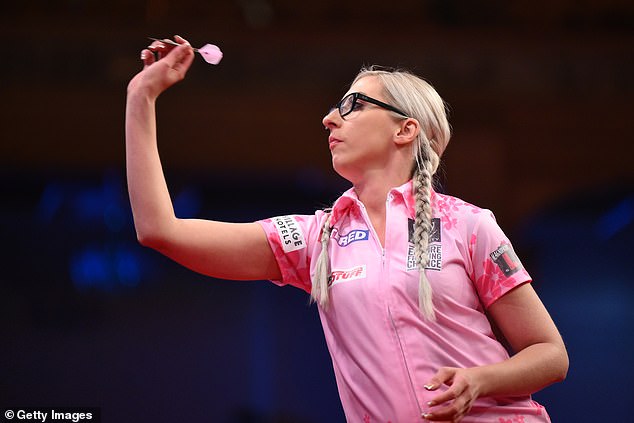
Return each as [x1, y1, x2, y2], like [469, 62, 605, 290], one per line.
[147, 37, 199, 52]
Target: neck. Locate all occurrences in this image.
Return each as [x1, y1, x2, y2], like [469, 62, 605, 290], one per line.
[344, 144, 414, 211]
[353, 172, 410, 214]
[352, 173, 410, 248]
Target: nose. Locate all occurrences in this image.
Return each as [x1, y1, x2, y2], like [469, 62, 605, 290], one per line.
[322, 108, 340, 131]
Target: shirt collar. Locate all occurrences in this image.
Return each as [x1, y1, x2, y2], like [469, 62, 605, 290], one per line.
[330, 179, 433, 225]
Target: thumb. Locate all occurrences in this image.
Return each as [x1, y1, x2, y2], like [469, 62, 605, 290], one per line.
[167, 43, 195, 73]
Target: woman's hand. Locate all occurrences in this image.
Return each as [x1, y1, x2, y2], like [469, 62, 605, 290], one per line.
[127, 35, 195, 100]
[421, 284, 568, 422]
[422, 366, 481, 422]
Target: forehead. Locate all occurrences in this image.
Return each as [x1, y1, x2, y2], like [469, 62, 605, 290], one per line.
[345, 75, 384, 98]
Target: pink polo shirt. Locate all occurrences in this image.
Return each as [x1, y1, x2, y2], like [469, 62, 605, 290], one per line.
[258, 180, 551, 422]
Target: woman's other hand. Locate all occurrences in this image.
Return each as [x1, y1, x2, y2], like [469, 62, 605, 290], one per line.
[422, 366, 481, 422]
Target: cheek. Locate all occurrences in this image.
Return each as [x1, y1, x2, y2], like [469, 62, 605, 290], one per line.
[361, 129, 393, 153]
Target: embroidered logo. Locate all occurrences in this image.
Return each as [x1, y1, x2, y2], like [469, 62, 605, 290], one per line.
[407, 218, 442, 271]
[272, 215, 306, 253]
[333, 229, 369, 247]
[328, 265, 366, 286]
[489, 243, 523, 277]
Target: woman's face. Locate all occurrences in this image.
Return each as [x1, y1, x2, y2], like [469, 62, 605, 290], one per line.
[322, 76, 404, 183]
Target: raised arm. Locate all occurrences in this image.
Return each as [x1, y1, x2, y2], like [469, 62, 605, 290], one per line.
[125, 36, 281, 281]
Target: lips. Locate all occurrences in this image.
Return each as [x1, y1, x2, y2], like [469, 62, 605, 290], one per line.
[328, 136, 342, 149]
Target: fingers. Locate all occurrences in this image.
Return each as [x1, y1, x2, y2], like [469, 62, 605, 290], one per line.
[141, 36, 192, 66]
[140, 48, 155, 67]
[422, 367, 474, 422]
[174, 35, 191, 46]
[130, 36, 194, 98]
[423, 394, 471, 422]
[427, 371, 465, 406]
[146, 39, 170, 61]
[167, 41, 195, 76]
[424, 366, 456, 392]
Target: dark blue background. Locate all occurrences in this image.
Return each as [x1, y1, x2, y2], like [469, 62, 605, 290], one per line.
[2, 171, 632, 422]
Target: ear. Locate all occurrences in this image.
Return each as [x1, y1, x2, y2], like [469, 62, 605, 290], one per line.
[393, 118, 420, 146]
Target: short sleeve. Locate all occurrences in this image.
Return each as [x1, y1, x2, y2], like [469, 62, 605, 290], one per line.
[469, 210, 532, 308]
[257, 214, 323, 293]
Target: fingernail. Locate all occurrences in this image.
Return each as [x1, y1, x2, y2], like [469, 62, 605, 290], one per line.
[175, 35, 190, 46]
[427, 400, 436, 406]
[424, 384, 435, 390]
[421, 412, 432, 420]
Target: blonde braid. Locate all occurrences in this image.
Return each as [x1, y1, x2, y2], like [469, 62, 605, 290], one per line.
[413, 146, 436, 320]
[329, 67, 451, 318]
[353, 68, 449, 319]
[311, 213, 333, 308]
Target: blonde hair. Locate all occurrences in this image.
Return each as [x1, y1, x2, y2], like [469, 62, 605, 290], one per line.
[312, 67, 451, 319]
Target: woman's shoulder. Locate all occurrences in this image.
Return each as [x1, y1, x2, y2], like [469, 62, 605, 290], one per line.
[433, 191, 491, 217]
[431, 191, 500, 237]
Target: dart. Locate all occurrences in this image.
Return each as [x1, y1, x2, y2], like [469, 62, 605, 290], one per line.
[147, 37, 223, 65]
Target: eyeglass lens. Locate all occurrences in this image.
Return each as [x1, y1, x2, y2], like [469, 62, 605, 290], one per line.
[338, 94, 355, 117]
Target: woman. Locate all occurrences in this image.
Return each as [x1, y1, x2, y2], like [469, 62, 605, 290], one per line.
[126, 36, 568, 422]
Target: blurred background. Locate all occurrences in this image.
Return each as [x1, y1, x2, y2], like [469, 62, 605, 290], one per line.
[1, 1, 633, 422]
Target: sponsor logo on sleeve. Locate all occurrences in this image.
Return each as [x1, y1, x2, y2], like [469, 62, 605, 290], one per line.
[328, 265, 366, 286]
[407, 218, 442, 271]
[489, 243, 523, 277]
[272, 215, 306, 253]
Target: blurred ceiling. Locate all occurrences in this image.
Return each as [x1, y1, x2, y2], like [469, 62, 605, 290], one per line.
[1, 0, 633, 225]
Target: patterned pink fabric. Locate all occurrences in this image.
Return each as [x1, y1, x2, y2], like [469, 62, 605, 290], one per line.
[258, 180, 551, 422]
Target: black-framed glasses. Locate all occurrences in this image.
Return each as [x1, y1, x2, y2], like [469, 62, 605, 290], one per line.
[331, 92, 409, 119]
